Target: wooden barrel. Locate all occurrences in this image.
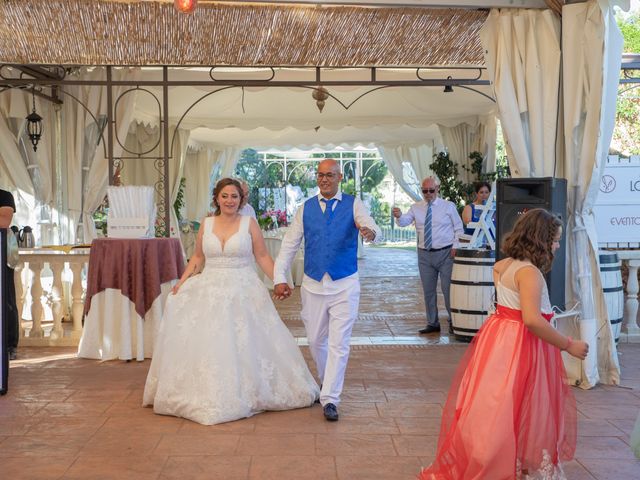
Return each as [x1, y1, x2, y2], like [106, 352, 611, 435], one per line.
[450, 249, 496, 342]
[599, 251, 624, 343]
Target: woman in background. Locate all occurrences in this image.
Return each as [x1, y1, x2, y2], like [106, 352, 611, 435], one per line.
[461, 181, 491, 236]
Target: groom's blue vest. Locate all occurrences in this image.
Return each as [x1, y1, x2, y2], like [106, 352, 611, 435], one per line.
[303, 194, 358, 282]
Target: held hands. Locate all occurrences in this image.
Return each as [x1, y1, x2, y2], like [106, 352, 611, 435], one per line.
[273, 283, 292, 301]
[565, 337, 589, 360]
[392, 207, 402, 219]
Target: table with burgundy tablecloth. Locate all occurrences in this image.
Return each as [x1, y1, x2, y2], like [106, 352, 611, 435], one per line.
[78, 238, 185, 361]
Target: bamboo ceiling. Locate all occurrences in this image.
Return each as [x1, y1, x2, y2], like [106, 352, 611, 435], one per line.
[0, 0, 489, 67]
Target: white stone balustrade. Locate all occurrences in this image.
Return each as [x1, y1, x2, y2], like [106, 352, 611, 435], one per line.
[616, 250, 640, 343]
[14, 248, 90, 347]
[11, 247, 640, 347]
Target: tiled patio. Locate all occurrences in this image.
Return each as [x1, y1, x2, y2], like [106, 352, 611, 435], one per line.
[2, 246, 640, 479]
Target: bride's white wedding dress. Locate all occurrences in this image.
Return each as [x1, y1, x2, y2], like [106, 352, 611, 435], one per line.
[143, 215, 319, 425]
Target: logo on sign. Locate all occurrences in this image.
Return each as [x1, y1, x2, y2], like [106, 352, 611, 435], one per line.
[600, 175, 616, 193]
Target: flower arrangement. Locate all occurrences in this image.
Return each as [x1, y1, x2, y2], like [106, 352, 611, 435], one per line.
[257, 209, 288, 230]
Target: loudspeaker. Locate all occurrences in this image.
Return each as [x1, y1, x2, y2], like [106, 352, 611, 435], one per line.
[496, 177, 567, 309]
[1, 229, 8, 395]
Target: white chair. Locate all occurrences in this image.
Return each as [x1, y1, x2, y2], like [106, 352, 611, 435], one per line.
[107, 186, 156, 239]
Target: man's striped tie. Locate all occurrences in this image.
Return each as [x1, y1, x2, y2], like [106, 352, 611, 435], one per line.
[424, 202, 432, 249]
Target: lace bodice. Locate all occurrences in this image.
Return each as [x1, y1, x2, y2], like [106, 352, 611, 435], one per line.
[496, 259, 552, 314]
[202, 215, 253, 269]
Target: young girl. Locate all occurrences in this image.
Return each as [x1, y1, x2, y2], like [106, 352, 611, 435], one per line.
[419, 208, 589, 480]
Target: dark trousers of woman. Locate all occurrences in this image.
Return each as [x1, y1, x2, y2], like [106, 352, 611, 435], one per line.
[5, 266, 19, 349]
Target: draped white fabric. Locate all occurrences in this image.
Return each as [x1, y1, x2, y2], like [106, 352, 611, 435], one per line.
[0, 92, 36, 226]
[2, 91, 55, 211]
[439, 123, 472, 183]
[168, 128, 191, 238]
[217, 146, 242, 179]
[377, 143, 434, 201]
[473, 115, 497, 172]
[82, 69, 141, 242]
[0, 90, 56, 229]
[184, 147, 218, 222]
[479, 9, 561, 178]
[438, 122, 493, 184]
[121, 122, 161, 186]
[562, 0, 622, 387]
[64, 68, 107, 243]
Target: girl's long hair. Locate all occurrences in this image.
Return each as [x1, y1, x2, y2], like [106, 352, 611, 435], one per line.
[501, 208, 562, 273]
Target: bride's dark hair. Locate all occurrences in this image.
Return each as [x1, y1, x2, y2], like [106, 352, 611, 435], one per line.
[211, 178, 244, 216]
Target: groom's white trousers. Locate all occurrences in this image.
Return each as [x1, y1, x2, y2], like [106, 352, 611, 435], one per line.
[300, 282, 360, 407]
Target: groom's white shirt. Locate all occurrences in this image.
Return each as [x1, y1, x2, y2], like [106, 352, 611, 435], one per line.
[274, 191, 381, 295]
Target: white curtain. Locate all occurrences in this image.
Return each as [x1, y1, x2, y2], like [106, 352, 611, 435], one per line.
[64, 68, 106, 243]
[480, 9, 561, 178]
[438, 123, 476, 183]
[184, 147, 219, 222]
[0, 90, 40, 228]
[439, 117, 498, 182]
[82, 69, 141, 242]
[217, 146, 242, 179]
[168, 128, 191, 238]
[120, 122, 162, 186]
[0, 98, 34, 194]
[562, 0, 622, 387]
[378, 143, 434, 201]
[475, 115, 497, 172]
[3, 91, 55, 210]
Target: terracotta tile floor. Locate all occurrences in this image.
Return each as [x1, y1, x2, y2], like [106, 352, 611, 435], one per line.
[2, 246, 640, 479]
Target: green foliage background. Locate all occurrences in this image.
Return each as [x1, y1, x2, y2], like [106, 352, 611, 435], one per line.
[234, 149, 390, 225]
[613, 12, 640, 156]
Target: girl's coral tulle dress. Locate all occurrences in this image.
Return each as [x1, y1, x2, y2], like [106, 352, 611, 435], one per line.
[419, 260, 576, 480]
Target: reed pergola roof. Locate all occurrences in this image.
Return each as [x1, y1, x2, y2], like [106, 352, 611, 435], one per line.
[0, 0, 490, 67]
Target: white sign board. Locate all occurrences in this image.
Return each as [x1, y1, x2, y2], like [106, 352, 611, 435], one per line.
[594, 156, 640, 246]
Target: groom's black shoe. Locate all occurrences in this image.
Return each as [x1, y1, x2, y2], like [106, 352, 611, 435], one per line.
[323, 403, 339, 422]
[419, 325, 440, 334]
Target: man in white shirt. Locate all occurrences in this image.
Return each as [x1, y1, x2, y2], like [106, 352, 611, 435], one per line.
[238, 180, 257, 219]
[274, 159, 381, 422]
[393, 176, 463, 335]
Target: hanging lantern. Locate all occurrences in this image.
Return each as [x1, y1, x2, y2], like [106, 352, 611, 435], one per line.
[174, 0, 197, 14]
[312, 86, 329, 113]
[26, 89, 43, 152]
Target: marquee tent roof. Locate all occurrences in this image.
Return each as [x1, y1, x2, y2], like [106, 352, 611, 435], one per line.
[128, 67, 496, 150]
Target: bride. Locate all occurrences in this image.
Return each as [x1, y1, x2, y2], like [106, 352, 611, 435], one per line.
[143, 178, 319, 425]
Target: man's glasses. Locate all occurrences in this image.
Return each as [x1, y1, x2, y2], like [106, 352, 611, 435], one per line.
[422, 188, 436, 194]
[316, 173, 338, 180]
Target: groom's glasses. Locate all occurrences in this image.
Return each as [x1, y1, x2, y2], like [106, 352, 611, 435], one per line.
[422, 188, 436, 194]
[316, 173, 338, 179]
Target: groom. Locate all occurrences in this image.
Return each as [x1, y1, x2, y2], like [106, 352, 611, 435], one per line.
[274, 159, 381, 421]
